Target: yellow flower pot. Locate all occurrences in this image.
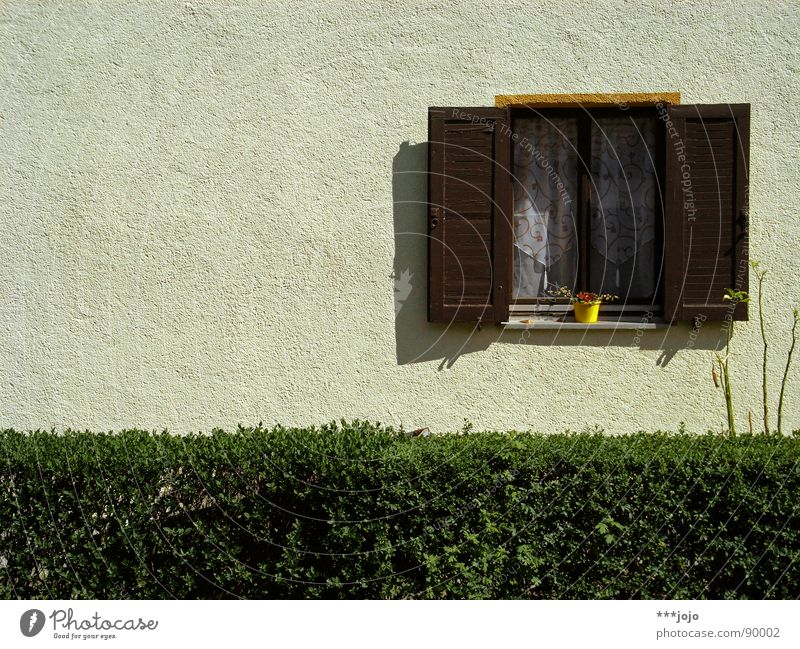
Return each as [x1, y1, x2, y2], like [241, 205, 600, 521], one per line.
[573, 302, 600, 323]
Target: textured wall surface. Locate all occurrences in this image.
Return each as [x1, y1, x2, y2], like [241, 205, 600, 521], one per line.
[1, 0, 798, 433]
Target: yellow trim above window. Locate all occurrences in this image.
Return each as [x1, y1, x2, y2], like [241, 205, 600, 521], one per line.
[494, 92, 681, 108]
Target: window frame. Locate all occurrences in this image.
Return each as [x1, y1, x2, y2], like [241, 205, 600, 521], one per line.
[509, 105, 666, 315]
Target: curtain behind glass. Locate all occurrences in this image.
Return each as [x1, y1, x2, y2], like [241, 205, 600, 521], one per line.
[589, 116, 658, 301]
[513, 117, 579, 298]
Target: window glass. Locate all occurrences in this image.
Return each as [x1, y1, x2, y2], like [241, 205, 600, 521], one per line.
[512, 117, 579, 298]
[589, 116, 659, 301]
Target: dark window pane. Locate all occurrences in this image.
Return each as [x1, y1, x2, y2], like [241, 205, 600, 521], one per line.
[589, 115, 659, 302]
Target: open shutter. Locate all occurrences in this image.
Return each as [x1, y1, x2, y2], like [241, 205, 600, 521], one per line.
[664, 104, 750, 322]
[428, 107, 512, 324]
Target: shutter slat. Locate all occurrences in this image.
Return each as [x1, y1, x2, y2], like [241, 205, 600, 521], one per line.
[663, 104, 750, 322]
[428, 107, 512, 323]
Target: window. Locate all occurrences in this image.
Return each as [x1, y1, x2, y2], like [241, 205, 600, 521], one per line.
[427, 96, 750, 326]
[511, 108, 661, 308]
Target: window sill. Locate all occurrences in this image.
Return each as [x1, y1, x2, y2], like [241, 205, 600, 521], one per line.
[502, 316, 669, 330]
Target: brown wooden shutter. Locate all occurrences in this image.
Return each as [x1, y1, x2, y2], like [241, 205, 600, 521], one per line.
[664, 104, 750, 322]
[427, 107, 512, 324]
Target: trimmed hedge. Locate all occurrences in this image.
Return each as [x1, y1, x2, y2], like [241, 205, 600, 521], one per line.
[1, 422, 798, 599]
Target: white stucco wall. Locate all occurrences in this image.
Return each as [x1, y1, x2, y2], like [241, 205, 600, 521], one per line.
[1, 0, 798, 433]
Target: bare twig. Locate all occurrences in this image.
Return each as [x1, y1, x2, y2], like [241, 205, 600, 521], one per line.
[718, 289, 750, 435]
[752, 262, 770, 433]
[777, 308, 799, 435]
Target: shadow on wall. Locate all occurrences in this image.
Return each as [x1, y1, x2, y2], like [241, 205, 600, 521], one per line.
[392, 141, 727, 369]
[392, 141, 493, 369]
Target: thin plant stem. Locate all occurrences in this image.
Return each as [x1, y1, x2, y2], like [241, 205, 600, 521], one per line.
[755, 268, 770, 432]
[726, 321, 736, 434]
[777, 309, 799, 435]
[719, 289, 749, 435]
[716, 344, 734, 435]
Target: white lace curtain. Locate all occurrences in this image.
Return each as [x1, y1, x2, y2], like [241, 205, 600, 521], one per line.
[513, 118, 578, 298]
[589, 116, 657, 299]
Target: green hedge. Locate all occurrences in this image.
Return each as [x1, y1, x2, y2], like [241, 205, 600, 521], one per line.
[1, 422, 798, 599]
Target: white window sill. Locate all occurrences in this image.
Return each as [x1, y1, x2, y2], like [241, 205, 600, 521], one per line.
[502, 316, 669, 330]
